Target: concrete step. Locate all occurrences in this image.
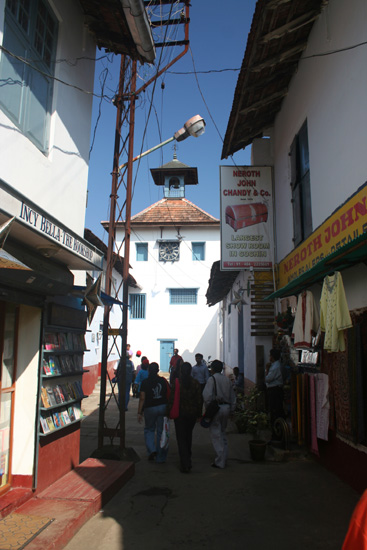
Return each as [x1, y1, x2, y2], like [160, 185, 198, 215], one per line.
[11, 458, 134, 550]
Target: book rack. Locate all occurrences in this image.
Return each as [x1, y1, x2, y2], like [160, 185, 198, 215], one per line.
[39, 322, 87, 436]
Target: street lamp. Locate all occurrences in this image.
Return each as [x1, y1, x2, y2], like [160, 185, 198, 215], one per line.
[99, 102, 205, 455]
[119, 115, 205, 170]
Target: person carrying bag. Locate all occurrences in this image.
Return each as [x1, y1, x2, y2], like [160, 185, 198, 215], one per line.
[202, 360, 236, 469]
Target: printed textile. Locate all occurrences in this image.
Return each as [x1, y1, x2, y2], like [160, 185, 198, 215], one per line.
[320, 272, 352, 352]
[292, 290, 320, 348]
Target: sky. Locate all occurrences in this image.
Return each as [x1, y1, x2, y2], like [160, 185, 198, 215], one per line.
[85, 0, 257, 243]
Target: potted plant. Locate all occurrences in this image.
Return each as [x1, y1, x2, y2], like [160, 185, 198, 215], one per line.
[275, 306, 294, 334]
[234, 386, 270, 461]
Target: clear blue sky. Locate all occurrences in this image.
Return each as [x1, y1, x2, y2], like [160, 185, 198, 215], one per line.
[85, 0, 257, 242]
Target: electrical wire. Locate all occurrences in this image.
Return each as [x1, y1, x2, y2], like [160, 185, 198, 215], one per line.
[189, 46, 224, 144]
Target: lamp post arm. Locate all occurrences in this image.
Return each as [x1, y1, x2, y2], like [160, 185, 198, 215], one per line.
[119, 136, 175, 171]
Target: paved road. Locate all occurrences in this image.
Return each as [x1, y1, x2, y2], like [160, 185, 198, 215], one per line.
[64, 383, 359, 550]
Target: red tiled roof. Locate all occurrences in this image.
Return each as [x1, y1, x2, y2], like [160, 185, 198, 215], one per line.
[128, 198, 219, 226]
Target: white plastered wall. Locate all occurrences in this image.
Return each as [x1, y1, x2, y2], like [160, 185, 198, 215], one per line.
[120, 224, 220, 366]
[273, 0, 367, 263]
[0, 0, 96, 236]
[12, 305, 42, 477]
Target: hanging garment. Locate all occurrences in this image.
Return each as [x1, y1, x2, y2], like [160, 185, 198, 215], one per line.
[292, 290, 320, 348]
[320, 272, 352, 352]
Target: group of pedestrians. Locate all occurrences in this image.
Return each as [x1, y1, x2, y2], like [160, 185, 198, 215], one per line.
[137, 352, 236, 472]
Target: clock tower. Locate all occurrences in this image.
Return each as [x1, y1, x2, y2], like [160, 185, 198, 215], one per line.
[150, 151, 198, 199]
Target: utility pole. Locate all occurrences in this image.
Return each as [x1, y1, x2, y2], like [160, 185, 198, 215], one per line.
[96, 1, 191, 455]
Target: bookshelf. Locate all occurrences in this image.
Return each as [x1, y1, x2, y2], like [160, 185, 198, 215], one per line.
[39, 305, 88, 436]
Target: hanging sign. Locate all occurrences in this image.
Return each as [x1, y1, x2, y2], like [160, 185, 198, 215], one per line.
[220, 166, 274, 270]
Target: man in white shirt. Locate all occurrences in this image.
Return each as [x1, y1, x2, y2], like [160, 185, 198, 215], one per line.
[203, 360, 236, 469]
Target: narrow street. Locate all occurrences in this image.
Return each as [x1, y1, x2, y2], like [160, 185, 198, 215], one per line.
[63, 383, 359, 550]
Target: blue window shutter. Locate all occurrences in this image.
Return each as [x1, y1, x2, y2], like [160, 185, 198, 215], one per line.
[25, 66, 51, 150]
[192, 242, 205, 261]
[136, 243, 148, 262]
[0, 22, 26, 124]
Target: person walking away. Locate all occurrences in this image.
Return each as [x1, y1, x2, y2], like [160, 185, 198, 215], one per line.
[114, 352, 134, 410]
[134, 358, 149, 398]
[169, 348, 182, 384]
[203, 359, 236, 469]
[137, 362, 169, 463]
[191, 353, 210, 392]
[265, 348, 285, 440]
[168, 362, 203, 473]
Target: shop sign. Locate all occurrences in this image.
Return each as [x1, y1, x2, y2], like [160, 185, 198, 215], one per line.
[0, 182, 101, 267]
[219, 166, 274, 270]
[278, 182, 367, 288]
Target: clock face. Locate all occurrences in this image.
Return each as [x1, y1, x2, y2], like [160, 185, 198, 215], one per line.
[159, 242, 180, 261]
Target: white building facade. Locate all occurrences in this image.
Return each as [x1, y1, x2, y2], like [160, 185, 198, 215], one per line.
[114, 157, 221, 371]
[0, 0, 154, 501]
[213, 0, 367, 489]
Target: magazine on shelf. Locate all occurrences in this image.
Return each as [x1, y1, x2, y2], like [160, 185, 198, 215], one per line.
[74, 380, 84, 399]
[52, 411, 61, 428]
[73, 405, 83, 420]
[73, 354, 83, 372]
[40, 416, 50, 434]
[45, 414, 55, 431]
[60, 408, 71, 424]
[46, 387, 57, 406]
[43, 359, 52, 376]
[44, 333, 59, 350]
[68, 406, 76, 422]
[52, 387, 61, 404]
[60, 384, 72, 402]
[66, 382, 76, 400]
[58, 333, 69, 350]
[66, 333, 74, 350]
[48, 356, 61, 375]
[41, 387, 50, 408]
[77, 333, 86, 351]
[72, 333, 80, 350]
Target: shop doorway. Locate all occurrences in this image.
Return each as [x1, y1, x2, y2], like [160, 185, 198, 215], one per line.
[159, 340, 174, 373]
[0, 301, 18, 492]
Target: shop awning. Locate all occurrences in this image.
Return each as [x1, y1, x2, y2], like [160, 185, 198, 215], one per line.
[266, 231, 367, 300]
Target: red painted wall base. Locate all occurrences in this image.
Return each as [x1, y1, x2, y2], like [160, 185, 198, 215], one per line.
[316, 431, 367, 494]
[36, 423, 80, 494]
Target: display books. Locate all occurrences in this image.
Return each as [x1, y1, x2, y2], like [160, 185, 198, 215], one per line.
[66, 333, 74, 350]
[48, 356, 61, 375]
[41, 388, 50, 408]
[43, 359, 52, 376]
[40, 416, 50, 434]
[52, 411, 62, 428]
[73, 404, 84, 420]
[59, 355, 73, 374]
[60, 409, 71, 424]
[74, 333, 86, 351]
[58, 333, 69, 350]
[44, 333, 59, 350]
[68, 406, 76, 422]
[74, 380, 84, 399]
[45, 414, 55, 431]
[73, 354, 83, 372]
[46, 387, 57, 407]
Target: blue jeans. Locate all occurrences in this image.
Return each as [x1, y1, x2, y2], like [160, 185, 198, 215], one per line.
[144, 404, 168, 463]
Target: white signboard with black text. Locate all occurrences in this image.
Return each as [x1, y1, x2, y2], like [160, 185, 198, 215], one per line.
[220, 166, 274, 270]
